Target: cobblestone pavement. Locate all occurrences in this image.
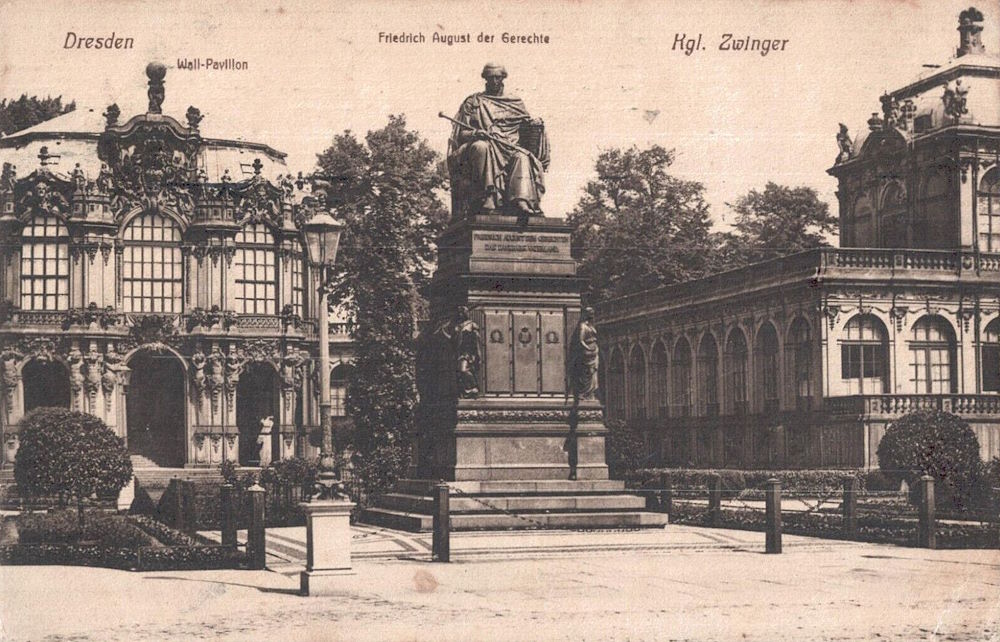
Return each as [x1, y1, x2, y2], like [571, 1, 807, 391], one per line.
[2, 526, 998, 642]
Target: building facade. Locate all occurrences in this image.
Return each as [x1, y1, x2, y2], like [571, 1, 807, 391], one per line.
[0, 64, 353, 469]
[596, 8, 1000, 469]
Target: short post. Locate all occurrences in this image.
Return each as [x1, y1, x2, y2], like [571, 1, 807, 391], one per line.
[842, 476, 858, 538]
[170, 477, 185, 532]
[432, 482, 450, 563]
[181, 480, 197, 533]
[299, 495, 355, 596]
[708, 474, 722, 527]
[918, 475, 936, 549]
[660, 472, 673, 514]
[247, 483, 267, 570]
[765, 478, 782, 554]
[220, 483, 236, 548]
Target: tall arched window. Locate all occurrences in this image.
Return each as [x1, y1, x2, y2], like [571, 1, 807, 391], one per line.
[787, 318, 813, 409]
[20, 216, 69, 311]
[606, 348, 626, 419]
[979, 168, 1000, 252]
[910, 316, 956, 393]
[283, 237, 306, 317]
[627, 345, 646, 420]
[330, 362, 354, 417]
[757, 323, 780, 413]
[234, 224, 277, 314]
[880, 183, 906, 248]
[697, 334, 719, 416]
[841, 314, 889, 394]
[724, 330, 749, 415]
[649, 341, 669, 419]
[983, 318, 1000, 393]
[122, 212, 183, 313]
[671, 338, 692, 418]
[851, 195, 873, 247]
[921, 171, 954, 249]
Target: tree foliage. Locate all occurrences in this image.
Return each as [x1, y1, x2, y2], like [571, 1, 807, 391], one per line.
[720, 182, 837, 265]
[14, 407, 133, 525]
[876, 410, 982, 510]
[568, 146, 716, 304]
[0, 94, 76, 136]
[314, 115, 448, 504]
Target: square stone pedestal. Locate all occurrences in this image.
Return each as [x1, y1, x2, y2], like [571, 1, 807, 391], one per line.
[299, 499, 355, 596]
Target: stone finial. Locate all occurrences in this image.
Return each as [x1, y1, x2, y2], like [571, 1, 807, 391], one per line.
[103, 103, 121, 127]
[866, 112, 883, 133]
[146, 61, 166, 114]
[957, 7, 985, 57]
[38, 146, 59, 167]
[185, 106, 203, 130]
[252, 158, 263, 175]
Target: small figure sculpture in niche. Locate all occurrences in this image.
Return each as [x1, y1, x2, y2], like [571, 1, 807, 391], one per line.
[452, 306, 481, 398]
[569, 307, 600, 402]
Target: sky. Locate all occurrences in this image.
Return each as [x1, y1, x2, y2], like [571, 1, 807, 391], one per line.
[1, 0, 997, 229]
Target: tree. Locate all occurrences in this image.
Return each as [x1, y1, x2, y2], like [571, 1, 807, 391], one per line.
[876, 410, 982, 510]
[314, 115, 448, 505]
[14, 407, 133, 526]
[567, 145, 717, 304]
[0, 94, 76, 135]
[720, 182, 837, 266]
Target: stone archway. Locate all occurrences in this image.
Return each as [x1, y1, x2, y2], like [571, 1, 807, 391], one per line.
[236, 362, 280, 466]
[126, 350, 186, 467]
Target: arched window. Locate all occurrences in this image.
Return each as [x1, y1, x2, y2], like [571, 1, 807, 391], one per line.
[910, 316, 956, 393]
[330, 362, 354, 417]
[880, 183, 906, 248]
[724, 330, 749, 415]
[627, 345, 646, 420]
[758, 323, 780, 413]
[606, 348, 626, 419]
[671, 338, 692, 418]
[921, 171, 954, 249]
[851, 195, 873, 247]
[979, 168, 1000, 252]
[983, 318, 1000, 393]
[20, 216, 69, 311]
[697, 334, 719, 416]
[234, 224, 277, 314]
[787, 318, 813, 409]
[122, 212, 183, 313]
[649, 341, 669, 419]
[841, 314, 889, 394]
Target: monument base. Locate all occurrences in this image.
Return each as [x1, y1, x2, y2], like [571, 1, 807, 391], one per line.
[299, 499, 355, 596]
[300, 569, 356, 597]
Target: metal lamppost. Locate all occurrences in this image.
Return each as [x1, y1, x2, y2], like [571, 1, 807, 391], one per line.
[302, 211, 344, 497]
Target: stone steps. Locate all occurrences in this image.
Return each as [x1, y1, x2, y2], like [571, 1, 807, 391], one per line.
[378, 491, 647, 514]
[361, 507, 668, 532]
[393, 478, 627, 495]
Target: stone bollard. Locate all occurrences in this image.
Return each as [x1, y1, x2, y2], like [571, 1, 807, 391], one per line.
[432, 482, 450, 563]
[708, 474, 722, 527]
[247, 484, 267, 570]
[660, 473, 673, 515]
[765, 478, 782, 554]
[220, 483, 237, 548]
[843, 476, 858, 538]
[918, 475, 936, 549]
[300, 494, 355, 596]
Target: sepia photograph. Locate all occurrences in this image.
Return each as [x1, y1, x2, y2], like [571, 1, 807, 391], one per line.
[0, 0, 998, 640]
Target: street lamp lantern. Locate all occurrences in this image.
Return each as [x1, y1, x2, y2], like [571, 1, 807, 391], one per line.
[302, 210, 345, 499]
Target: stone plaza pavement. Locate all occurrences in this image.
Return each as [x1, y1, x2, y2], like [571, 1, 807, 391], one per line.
[1, 525, 998, 641]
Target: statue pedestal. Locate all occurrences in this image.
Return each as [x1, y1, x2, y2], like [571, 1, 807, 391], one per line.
[299, 499, 355, 596]
[362, 214, 666, 531]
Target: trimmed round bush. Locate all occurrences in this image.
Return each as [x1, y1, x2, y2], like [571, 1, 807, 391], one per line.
[14, 408, 133, 522]
[876, 410, 981, 510]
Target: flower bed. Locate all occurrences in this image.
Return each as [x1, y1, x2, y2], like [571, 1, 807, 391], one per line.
[0, 511, 246, 571]
[668, 502, 998, 548]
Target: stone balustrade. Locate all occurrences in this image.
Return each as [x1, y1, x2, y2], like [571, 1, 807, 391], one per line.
[826, 394, 1000, 418]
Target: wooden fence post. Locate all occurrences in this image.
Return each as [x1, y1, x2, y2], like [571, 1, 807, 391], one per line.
[843, 476, 858, 538]
[765, 478, 782, 554]
[247, 484, 267, 569]
[220, 483, 236, 548]
[918, 475, 936, 549]
[708, 474, 722, 527]
[432, 482, 450, 563]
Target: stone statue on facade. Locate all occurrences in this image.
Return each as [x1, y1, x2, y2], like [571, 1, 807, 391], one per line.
[452, 306, 481, 398]
[835, 124, 852, 163]
[569, 308, 600, 402]
[446, 63, 550, 220]
[257, 415, 274, 467]
[942, 79, 969, 121]
[102, 345, 129, 396]
[146, 62, 166, 114]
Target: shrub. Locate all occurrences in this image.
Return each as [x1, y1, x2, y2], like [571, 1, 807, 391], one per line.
[876, 410, 981, 510]
[15, 408, 133, 526]
[348, 442, 409, 509]
[17, 511, 153, 548]
[605, 419, 648, 479]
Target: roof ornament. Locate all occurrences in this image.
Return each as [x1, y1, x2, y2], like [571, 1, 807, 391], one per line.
[942, 79, 970, 121]
[879, 93, 900, 129]
[103, 103, 120, 128]
[866, 112, 883, 133]
[146, 62, 166, 114]
[835, 124, 852, 163]
[252, 158, 263, 175]
[956, 7, 985, 57]
[185, 106, 203, 130]
[38, 146, 60, 167]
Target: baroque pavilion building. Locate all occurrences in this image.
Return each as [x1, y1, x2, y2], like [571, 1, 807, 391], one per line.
[0, 63, 353, 471]
[596, 8, 1000, 469]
